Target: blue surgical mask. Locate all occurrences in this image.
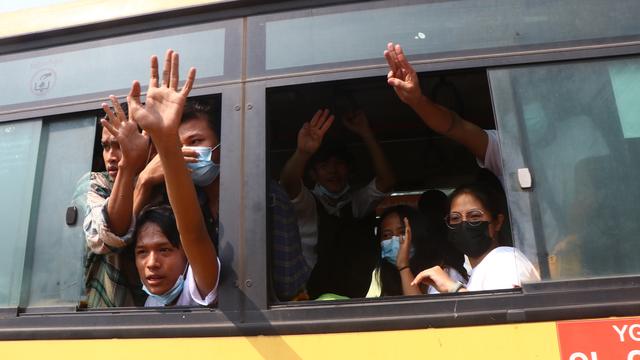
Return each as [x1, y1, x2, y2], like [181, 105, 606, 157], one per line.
[185, 145, 220, 187]
[142, 268, 187, 306]
[381, 236, 415, 266]
[313, 183, 351, 200]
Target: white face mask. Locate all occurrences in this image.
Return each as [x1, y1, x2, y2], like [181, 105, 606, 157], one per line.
[184, 144, 220, 186]
[142, 265, 188, 306]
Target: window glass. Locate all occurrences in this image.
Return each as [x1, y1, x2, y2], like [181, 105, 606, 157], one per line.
[249, 0, 640, 76]
[490, 57, 640, 280]
[22, 115, 95, 307]
[0, 119, 42, 307]
[0, 21, 239, 113]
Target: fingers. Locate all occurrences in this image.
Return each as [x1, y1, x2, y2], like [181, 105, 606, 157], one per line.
[181, 147, 198, 158]
[384, 42, 399, 75]
[410, 270, 429, 287]
[169, 51, 179, 90]
[101, 102, 120, 130]
[181, 67, 196, 97]
[127, 80, 142, 119]
[109, 95, 127, 125]
[309, 109, 323, 127]
[318, 113, 334, 135]
[403, 217, 412, 241]
[161, 49, 173, 87]
[100, 118, 118, 137]
[395, 44, 416, 77]
[150, 55, 159, 88]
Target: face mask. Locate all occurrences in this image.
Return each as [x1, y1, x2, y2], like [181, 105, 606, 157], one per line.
[184, 145, 220, 187]
[380, 236, 414, 266]
[447, 221, 493, 258]
[142, 269, 186, 306]
[313, 183, 350, 200]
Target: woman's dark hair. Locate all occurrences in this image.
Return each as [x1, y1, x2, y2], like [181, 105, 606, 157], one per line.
[181, 100, 220, 141]
[134, 205, 181, 249]
[378, 205, 440, 296]
[448, 182, 506, 222]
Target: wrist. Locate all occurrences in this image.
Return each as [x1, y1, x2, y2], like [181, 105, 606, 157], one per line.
[294, 148, 313, 161]
[448, 281, 466, 293]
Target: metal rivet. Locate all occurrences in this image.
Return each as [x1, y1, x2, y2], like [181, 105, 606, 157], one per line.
[247, 104, 253, 110]
[245, 279, 253, 288]
[234, 105, 241, 111]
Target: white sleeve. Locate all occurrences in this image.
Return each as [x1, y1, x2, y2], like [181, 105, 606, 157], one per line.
[476, 129, 503, 184]
[351, 178, 387, 218]
[187, 258, 221, 306]
[290, 182, 317, 225]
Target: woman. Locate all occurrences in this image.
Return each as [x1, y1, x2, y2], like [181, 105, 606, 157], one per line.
[366, 205, 467, 297]
[411, 184, 539, 292]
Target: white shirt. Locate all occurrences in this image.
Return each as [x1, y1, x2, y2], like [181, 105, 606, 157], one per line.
[291, 179, 387, 268]
[144, 258, 221, 307]
[466, 247, 540, 291]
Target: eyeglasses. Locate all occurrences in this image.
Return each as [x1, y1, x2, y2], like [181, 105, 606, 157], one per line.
[444, 209, 486, 229]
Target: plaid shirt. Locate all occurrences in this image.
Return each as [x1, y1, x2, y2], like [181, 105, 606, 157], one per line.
[81, 172, 142, 307]
[270, 181, 310, 301]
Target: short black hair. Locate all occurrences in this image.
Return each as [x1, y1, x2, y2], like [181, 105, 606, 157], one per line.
[181, 100, 220, 140]
[134, 205, 181, 249]
[449, 182, 506, 220]
[308, 141, 353, 169]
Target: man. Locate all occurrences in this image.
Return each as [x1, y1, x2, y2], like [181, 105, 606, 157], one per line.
[279, 109, 395, 298]
[83, 98, 150, 307]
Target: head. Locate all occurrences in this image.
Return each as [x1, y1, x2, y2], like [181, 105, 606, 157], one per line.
[134, 206, 187, 296]
[418, 189, 449, 229]
[179, 100, 221, 164]
[309, 143, 353, 194]
[99, 102, 128, 180]
[377, 205, 435, 296]
[447, 183, 506, 259]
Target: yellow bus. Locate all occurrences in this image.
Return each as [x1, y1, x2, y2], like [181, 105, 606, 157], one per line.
[1, 1, 640, 359]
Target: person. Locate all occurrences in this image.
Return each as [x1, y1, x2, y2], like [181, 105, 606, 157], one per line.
[411, 183, 539, 292]
[366, 205, 467, 297]
[133, 100, 221, 245]
[124, 49, 220, 306]
[83, 98, 150, 307]
[279, 109, 395, 298]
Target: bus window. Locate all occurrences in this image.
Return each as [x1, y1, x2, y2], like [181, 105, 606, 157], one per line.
[489, 56, 640, 280]
[267, 69, 514, 302]
[0, 119, 42, 307]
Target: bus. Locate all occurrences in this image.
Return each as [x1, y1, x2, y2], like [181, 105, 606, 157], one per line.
[1, 0, 640, 358]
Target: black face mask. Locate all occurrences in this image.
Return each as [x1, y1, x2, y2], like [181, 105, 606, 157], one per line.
[447, 221, 493, 258]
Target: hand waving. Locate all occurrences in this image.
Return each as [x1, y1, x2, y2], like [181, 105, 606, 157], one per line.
[101, 95, 150, 174]
[396, 217, 413, 270]
[342, 110, 373, 139]
[128, 49, 196, 143]
[384, 43, 424, 108]
[297, 109, 334, 156]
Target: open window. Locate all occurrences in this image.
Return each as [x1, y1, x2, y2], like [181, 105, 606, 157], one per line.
[266, 68, 519, 302]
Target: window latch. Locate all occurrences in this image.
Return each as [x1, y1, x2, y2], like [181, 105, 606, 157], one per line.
[517, 168, 533, 189]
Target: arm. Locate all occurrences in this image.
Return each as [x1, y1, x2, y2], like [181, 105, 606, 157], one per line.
[101, 96, 150, 235]
[129, 50, 219, 296]
[411, 266, 468, 293]
[396, 218, 422, 296]
[343, 111, 395, 192]
[279, 109, 334, 200]
[384, 43, 488, 161]
[133, 154, 164, 216]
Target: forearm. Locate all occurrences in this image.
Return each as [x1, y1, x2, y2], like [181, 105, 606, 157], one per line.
[106, 167, 136, 236]
[411, 96, 488, 161]
[361, 134, 395, 193]
[399, 268, 422, 296]
[279, 150, 311, 200]
[133, 176, 156, 216]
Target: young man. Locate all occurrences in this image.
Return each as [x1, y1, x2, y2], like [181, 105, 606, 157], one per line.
[280, 109, 395, 298]
[83, 99, 150, 307]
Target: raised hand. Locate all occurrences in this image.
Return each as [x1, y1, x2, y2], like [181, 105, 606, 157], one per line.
[342, 110, 373, 139]
[396, 217, 413, 270]
[128, 49, 196, 143]
[384, 43, 424, 108]
[297, 109, 334, 156]
[101, 95, 150, 174]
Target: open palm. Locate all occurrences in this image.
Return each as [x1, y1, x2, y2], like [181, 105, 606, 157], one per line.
[128, 49, 196, 142]
[297, 109, 334, 155]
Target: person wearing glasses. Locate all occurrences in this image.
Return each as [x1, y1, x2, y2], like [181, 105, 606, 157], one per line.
[411, 183, 539, 292]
